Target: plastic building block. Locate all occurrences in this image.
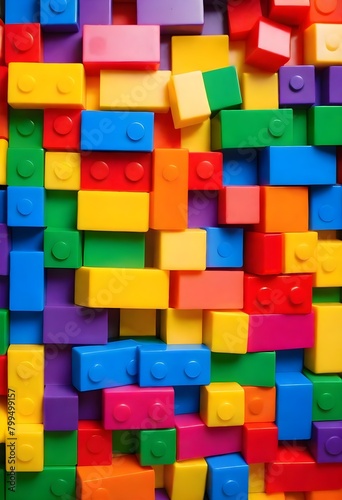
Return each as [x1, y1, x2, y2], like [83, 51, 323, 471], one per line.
[5, 23, 42, 63]
[112, 429, 138, 455]
[5, 0, 38, 23]
[200, 382, 244, 427]
[44, 228, 82, 268]
[227, 0, 262, 40]
[78, 390, 102, 420]
[203, 66, 241, 113]
[169, 270, 244, 309]
[7, 186, 45, 228]
[322, 66, 342, 104]
[152, 229, 206, 270]
[305, 24, 342, 66]
[211, 109, 293, 150]
[188, 152, 222, 190]
[83, 24, 160, 73]
[279, 65, 316, 108]
[44, 345, 72, 385]
[40, 0, 79, 33]
[10, 311, 43, 344]
[308, 106, 342, 145]
[313, 287, 341, 303]
[310, 185, 342, 230]
[154, 112, 181, 149]
[160, 309, 202, 344]
[248, 463, 265, 494]
[7, 148, 44, 187]
[165, 459, 207, 500]
[8, 63, 86, 109]
[181, 119, 211, 152]
[254, 186, 308, 233]
[44, 385, 78, 431]
[242, 423, 278, 464]
[43, 109, 81, 151]
[150, 148, 188, 230]
[11, 226, 43, 251]
[303, 0, 342, 27]
[313, 240, 342, 287]
[0, 309, 8, 354]
[138, 428, 176, 466]
[45, 191, 77, 229]
[269, 0, 310, 25]
[206, 453, 248, 500]
[10, 251, 44, 311]
[174, 385, 200, 415]
[218, 186, 260, 224]
[9, 108, 43, 149]
[171, 35, 229, 74]
[303, 369, 342, 421]
[43, 30, 82, 63]
[242, 72, 279, 110]
[120, 309, 156, 337]
[103, 385, 174, 430]
[250, 494, 285, 500]
[244, 232, 283, 275]
[77, 420, 112, 466]
[6, 423, 43, 472]
[188, 190, 219, 228]
[244, 386, 276, 423]
[80, 0, 112, 25]
[84, 231, 144, 268]
[306, 491, 342, 500]
[137, 0, 204, 35]
[44, 431, 77, 466]
[0, 139, 7, 185]
[0, 191, 6, 222]
[310, 421, 342, 463]
[44, 152, 80, 190]
[80, 110, 154, 152]
[0, 69, 8, 141]
[100, 70, 171, 112]
[211, 351, 276, 387]
[0, 355, 7, 395]
[0, 224, 10, 275]
[203, 310, 248, 354]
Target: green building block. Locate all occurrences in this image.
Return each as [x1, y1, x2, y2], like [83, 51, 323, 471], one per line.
[9, 109, 43, 149]
[313, 287, 340, 303]
[138, 429, 176, 466]
[0, 310, 9, 355]
[0, 466, 4, 500]
[44, 431, 77, 466]
[44, 228, 82, 268]
[303, 369, 342, 421]
[292, 109, 307, 146]
[7, 148, 44, 187]
[83, 231, 145, 268]
[211, 352, 275, 387]
[113, 430, 138, 454]
[6, 466, 75, 500]
[211, 109, 293, 149]
[45, 191, 78, 229]
[203, 66, 242, 113]
[308, 106, 342, 145]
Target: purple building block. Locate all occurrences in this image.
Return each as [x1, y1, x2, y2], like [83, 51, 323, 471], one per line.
[188, 190, 218, 228]
[202, 4, 227, 35]
[46, 269, 75, 305]
[0, 224, 10, 275]
[309, 421, 342, 463]
[160, 36, 171, 71]
[0, 276, 8, 309]
[78, 390, 102, 420]
[322, 66, 342, 105]
[155, 490, 170, 500]
[279, 65, 316, 108]
[45, 344, 72, 385]
[137, 0, 204, 34]
[80, 0, 112, 26]
[44, 385, 79, 431]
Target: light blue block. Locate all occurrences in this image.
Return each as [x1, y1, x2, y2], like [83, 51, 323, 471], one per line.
[174, 385, 200, 415]
[206, 453, 248, 500]
[40, 0, 79, 32]
[10, 312, 43, 344]
[5, 0, 39, 23]
[9, 251, 44, 311]
[7, 187, 45, 227]
[205, 227, 243, 268]
[309, 185, 342, 230]
[223, 149, 258, 186]
[276, 349, 304, 373]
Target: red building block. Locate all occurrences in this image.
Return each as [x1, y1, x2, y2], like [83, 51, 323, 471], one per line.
[154, 112, 181, 149]
[78, 420, 112, 466]
[244, 232, 283, 275]
[243, 273, 312, 314]
[302, 0, 342, 28]
[0, 67, 7, 140]
[5, 23, 42, 64]
[242, 422, 278, 464]
[0, 355, 7, 396]
[81, 152, 152, 192]
[218, 186, 260, 224]
[269, 0, 310, 26]
[245, 17, 291, 72]
[227, 0, 262, 40]
[0, 20, 4, 65]
[43, 109, 81, 151]
[188, 152, 222, 190]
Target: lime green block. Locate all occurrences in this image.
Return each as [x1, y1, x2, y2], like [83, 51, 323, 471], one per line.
[9, 109, 43, 149]
[138, 429, 176, 466]
[203, 66, 242, 113]
[211, 352, 275, 387]
[7, 148, 44, 187]
[84, 231, 145, 268]
[292, 109, 307, 146]
[44, 431, 77, 466]
[211, 109, 293, 150]
[303, 369, 342, 421]
[313, 287, 340, 303]
[44, 228, 82, 268]
[113, 430, 138, 454]
[45, 191, 77, 229]
[0, 310, 9, 355]
[308, 106, 342, 145]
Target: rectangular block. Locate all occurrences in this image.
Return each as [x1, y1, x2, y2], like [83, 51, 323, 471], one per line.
[308, 106, 342, 145]
[137, 0, 204, 34]
[171, 35, 229, 74]
[304, 24, 342, 66]
[152, 229, 206, 270]
[83, 231, 145, 268]
[78, 420, 112, 466]
[160, 309, 202, 345]
[206, 453, 248, 500]
[211, 352, 276, 387]
[9, 251, 44, 311]
[5, 0, 38, 23]
[40, 0, 78, 32]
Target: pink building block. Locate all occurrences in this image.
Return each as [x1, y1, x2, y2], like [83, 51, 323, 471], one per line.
[218, 186, 260, 224]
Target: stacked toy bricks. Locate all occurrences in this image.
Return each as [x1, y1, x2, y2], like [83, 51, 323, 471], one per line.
[1, 0, 342, 498]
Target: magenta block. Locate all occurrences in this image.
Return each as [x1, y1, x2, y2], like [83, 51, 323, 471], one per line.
[322, 66, 342, 105]
[79, 390, 102, 420]
[44, 345, 72, 385]
[247, 313, 314, 352]
[44, 385, 79, 431]
[175, 413, 242, 460]
[188, 190, 218, 228]
[0, 224, 10, 275]
[0, 276, 8, 309]
[309, 421, 342, 463]
[137, 0, 204, 34]
[279, 65, 316, 108]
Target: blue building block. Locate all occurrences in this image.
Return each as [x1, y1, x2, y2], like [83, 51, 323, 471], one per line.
[222, 149, 258, 186]
[138, 344, 211, 387]
[40, 0, 79, 33]
[259, 146, 336, 186]
[205, 227, 243, 268]
[0, 191, 6, 223]
[10, 311, 43, 344]
[276, 349, 304, 373]
[206, 453, 248, 500]
[5, 0, 39, 23]
[276, 371, 313, 440]
[309, 185, 342, 230]
[9, 251, 44, 311]
[81, 111, 154, 152]
[7, 186, 45, 227]
[174, 385, 200, 415]
[72, 340, 138, 391]
[11, 228, 44, 251]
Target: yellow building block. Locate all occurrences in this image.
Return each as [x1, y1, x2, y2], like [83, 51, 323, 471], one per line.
[120, 309, 157, 336]
[153, 229, 206, 270]
[249, 463, 265, 493]
[0, 397, 6, 443]
[168, 71, 211, 129]
[8, 63, 86, 109]
[75, 267, 170, 309]
[44, 152, 81, 190]
[241, 73, 279, 110]
[85, 75, 100, 110]
[200, 382, 245, 427]
[229, 40, 258, 80]
[77, 191, 149, 232]
[249, 494, 285, 500]
[304, 24, 342, 66]
[8, 345, 44, 424]
[0, 139, 7, 185]
[172, 35, 229, 75]
[152, 465, 164, 488]
[6, 424, 44, 472]
[313, 240, 342, 287]
[283, 231, 318, 274]
[181, 119, 211, 152]
[160, 309, 203, 344]
[100, 70, 171, 112]
[202, 310, 249, 354]
[164, 458, 207, 500]
[304, 304, 342, 374]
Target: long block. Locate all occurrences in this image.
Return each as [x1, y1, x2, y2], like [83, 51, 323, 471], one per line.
[171, 35, 229, 74]
[9, 251, 44, 311]
[211, 352, 276, 387]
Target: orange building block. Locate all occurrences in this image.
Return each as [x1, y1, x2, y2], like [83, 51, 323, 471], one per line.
[154, 112, 181, 149]
[244, 386, 276, 423]
[254, 187, 308, 233]
[306, 490, 342, 500]
[302, 0, 342, 27]
[150, 148, 189, 230]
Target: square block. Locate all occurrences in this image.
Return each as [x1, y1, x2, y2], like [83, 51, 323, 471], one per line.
[120, 309, 156, 337]
[279, 65, 316, 107]
[203, 66, 242, 113]
[7, 186, 45, 227]
[242, 72, 279, 110]
[44, 228, 82, 268]
[160, 308, 202, 344]
[44, 385, 78, 431]
[303, 369, 342, 421]
[77, 420, 112, 466]
[171, 35, 229, 74]
[310, 186, 342, 230]
[181, 119, 211, 152]
[138, 428, 176, 466]
[309, 421, 342, 463]
[223, 149, 258, 186]
[283, 231, 318, 274]
[200, 382, 245, 427]
[44, 431, 77, 466]
[174, 386, 200, 415]
[188, 151, 222, 190]
[7, 148, 44, 187]
[322, 66, 342, 104]
[303, 1, 342, 27]
[218, 186, 260, 224]
[313, 240, 342, 287]
[227, 0, 262, 40]
[244, 232, 283, 275]
[206, 453, 248, 500]
[44, 152, 80, 190]
[5, 23, 42, 63]
[203, 310, 248, 354]
[10, 311, 42, 344]
[308, 106, 342, 145]
[164, 458, 207, 500]
[40, 0, 79, 33]
[152, 229, 206, 270]
[304, 24, 342, 66]
[6, 423, 44, 472]
[43, 109, 81, 151]
[45, 191, 77, 229]
[9, 251, 45, 312]
[244, 386, 276, 423]
[9, 108, 43, 149]
[205, 227, 243, 268]
[242, 423, 278, 464]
